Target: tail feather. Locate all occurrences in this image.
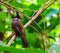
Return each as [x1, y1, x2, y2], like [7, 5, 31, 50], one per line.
[20, 32, 29, 48]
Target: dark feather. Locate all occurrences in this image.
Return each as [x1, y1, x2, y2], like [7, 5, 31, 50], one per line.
[12, 12, 29, 48]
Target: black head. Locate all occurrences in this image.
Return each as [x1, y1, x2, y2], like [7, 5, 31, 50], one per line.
[15, 11, 21, 19]
[10, 11, 21, 19]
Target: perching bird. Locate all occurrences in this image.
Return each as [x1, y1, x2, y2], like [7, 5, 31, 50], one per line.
[12, 11, 29, 48]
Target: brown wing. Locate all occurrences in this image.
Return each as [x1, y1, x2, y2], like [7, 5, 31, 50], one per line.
[12, 20, 29, 47]
[12, 20, 21, 36]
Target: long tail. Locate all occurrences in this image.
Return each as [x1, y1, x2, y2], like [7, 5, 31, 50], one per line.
[20, 33, 29, 48]
[21, 35, 29, 48]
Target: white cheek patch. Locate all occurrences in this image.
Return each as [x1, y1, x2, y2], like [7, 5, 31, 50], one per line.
[15, 18, 21, 21]
[15, 18, 18, 20]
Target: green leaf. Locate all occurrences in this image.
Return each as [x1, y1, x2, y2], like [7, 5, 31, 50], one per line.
[0, 41, 6, 46]
[29, 4, 39, 10]
[0, 45, 47, 53]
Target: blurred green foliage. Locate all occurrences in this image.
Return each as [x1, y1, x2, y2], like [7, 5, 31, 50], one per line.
[0, 0, 60, 53]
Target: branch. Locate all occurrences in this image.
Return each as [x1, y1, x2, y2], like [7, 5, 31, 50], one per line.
[7, 35, 16, 46]
[24, 0, 56, 28]
[0, 0, 56, 29]
[0, 0, 16, 12]
[24, 0, 56, 50]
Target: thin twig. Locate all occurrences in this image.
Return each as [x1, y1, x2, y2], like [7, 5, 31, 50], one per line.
[42, 35, 47, 50]
[0, 0, 16, 12]
[33, 21, 43, 32]
[29, 25, 42, 38]
[7, 35, 16, 46]
[41, 15, 47, 50]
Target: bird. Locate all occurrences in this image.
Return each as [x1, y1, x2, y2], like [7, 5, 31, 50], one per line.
[12, 11, 29, 48]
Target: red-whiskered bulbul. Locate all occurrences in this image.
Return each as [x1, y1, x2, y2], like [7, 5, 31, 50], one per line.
[12, 11, 29, 48]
